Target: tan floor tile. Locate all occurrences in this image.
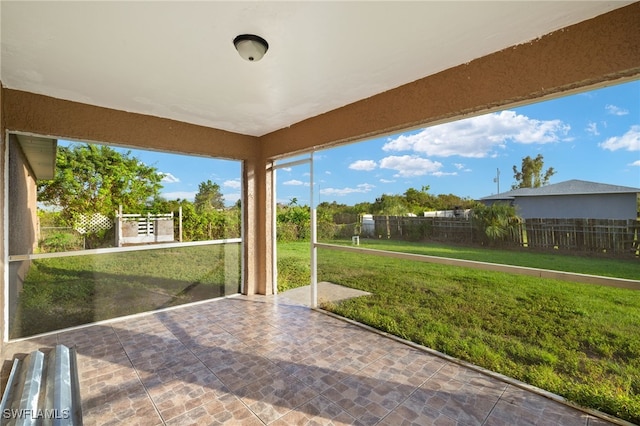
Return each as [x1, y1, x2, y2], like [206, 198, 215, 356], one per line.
[403, 374, 505, 425]
[2, 296, 622, 426]
[322, 373, 416, 424]
[484, 385, 590, 426]
[235, 369, 318, 423]
[587, 415, 622, 426]
[145, 366, 230, 422]
[198, 350, 277, 392]
[361, 346, 446, 387]
[270, 395, 361, 426]
[165, 396, 263, 426]
[378, 405, 459, 426]
[435, 362, 509, 392]
[81, 375, 161, 426]
[284, 362, 351, 394]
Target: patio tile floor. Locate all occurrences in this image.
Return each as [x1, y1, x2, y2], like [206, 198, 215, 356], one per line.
[1, 295, 622, 425]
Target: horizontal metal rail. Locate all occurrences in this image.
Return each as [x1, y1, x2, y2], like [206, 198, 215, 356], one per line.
[9, 238, 242, 262]
[315, 242, 640, 290]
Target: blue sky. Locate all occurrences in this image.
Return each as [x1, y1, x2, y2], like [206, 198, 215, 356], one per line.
[65, 80, 639, 207]
[277, 80, 639, 206]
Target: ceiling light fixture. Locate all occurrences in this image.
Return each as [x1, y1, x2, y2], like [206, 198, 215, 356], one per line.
[233, 34, 269, 62]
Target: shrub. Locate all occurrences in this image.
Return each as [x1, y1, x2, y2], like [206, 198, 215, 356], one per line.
[39, 232, 82, 252]
[472, 203, 521, 246]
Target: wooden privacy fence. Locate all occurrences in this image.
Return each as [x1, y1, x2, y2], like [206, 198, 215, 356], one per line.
[369, 215, 472, 243]
[353, 215, 639, 257]
[524, 218, 639, 255]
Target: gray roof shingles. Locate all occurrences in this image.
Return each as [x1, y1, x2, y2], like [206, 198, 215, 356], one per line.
[479, 179, 640, 200]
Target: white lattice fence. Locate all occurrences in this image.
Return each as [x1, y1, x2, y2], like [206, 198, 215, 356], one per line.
[74, 213, 113, 235]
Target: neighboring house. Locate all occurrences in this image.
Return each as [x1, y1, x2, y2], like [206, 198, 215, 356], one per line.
[478, 180, 640, 220]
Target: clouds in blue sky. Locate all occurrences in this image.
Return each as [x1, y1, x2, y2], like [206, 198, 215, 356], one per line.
[343, 110, 574, 182]
[382, 111, 571, 159]
[320, 183, 375, 197]
[598, 125, 640, 152]
[160, 172, 180, 183]
[605, 104, 629, 116]
[348, 160, 376, 171]
[141, 81, 638, 206]
[308, 82, 639, 203]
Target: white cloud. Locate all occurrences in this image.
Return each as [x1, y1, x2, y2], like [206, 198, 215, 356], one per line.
[160, 172, 180, 183]
[224, 179, 241, 189]
[599, 125, 640, 152]
[349, 159, 377, 171]
[383, 110, 570, 158]
[605, 104, 629, 116]
[453, 163, 472, 172]
[629, 160, 640, 167]
[161, 191, 196, 201]
[223, 192, 241, 204]
[379, 155, 443, 178]
[283, 179, 308, 186]
[432, 171, 458, 177]
[320, 183, 375, 197]
[586, 122, 599, 136]
[379, 178, 396, 183]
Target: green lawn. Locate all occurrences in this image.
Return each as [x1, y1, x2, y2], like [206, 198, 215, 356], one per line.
[14, 239, 640, 422]
[13, 244, 241, 338]
[326, 238, 640, 280]
[278, 240, 640, 423]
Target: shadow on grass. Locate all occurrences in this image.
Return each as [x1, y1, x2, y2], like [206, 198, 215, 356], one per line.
[11, 263, 238, 339]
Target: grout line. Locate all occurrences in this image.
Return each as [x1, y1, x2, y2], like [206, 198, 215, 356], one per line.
[158, 307, 268, 425]
[481, 383, 509, 425]
[374, 357, 447, 425]
[111, 324, 166, 425]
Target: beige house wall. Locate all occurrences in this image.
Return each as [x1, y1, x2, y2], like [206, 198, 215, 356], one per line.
[6, 135, 39, 339]
[260, 3, 640, 159]
[0, 4, 639, 344]
[8, 135, 38, 257]
[0, 82, 4, 352]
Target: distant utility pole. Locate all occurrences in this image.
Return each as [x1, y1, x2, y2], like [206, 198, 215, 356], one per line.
[493, 168, 500, 194]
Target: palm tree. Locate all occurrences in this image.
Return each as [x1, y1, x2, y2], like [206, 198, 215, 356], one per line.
[472, 202, 521, 246]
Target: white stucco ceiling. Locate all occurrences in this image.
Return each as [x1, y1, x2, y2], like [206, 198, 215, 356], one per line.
[0, 1, 633, 137]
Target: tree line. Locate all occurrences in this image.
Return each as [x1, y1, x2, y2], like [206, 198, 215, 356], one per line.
[37, 144, 240, 250]
[36, 143, 557, 249]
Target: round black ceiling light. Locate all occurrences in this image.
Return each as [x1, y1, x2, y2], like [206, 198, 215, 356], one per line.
[233, 34, 269, 62]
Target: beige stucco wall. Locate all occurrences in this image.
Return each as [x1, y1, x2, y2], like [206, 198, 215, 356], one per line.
[0, 3, 638, 343]
[7, 135, 39, 341]
[242, 157, 274, 295]
[8, 135, 38, 257]
[1, 90, 259, 161]
[0, 82, 4, 353]
[260, 3, 640, 159]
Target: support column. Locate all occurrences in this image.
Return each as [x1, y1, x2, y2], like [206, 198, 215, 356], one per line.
[0, 83, 5, 353]
[242, 157, 274, 295]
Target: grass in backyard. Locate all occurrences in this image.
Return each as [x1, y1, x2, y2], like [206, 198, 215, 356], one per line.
[13, 244, 241, 338]
[277, 241, 312, 292]
[326, 238, 640, 280]
[314, 246, 640, 423]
